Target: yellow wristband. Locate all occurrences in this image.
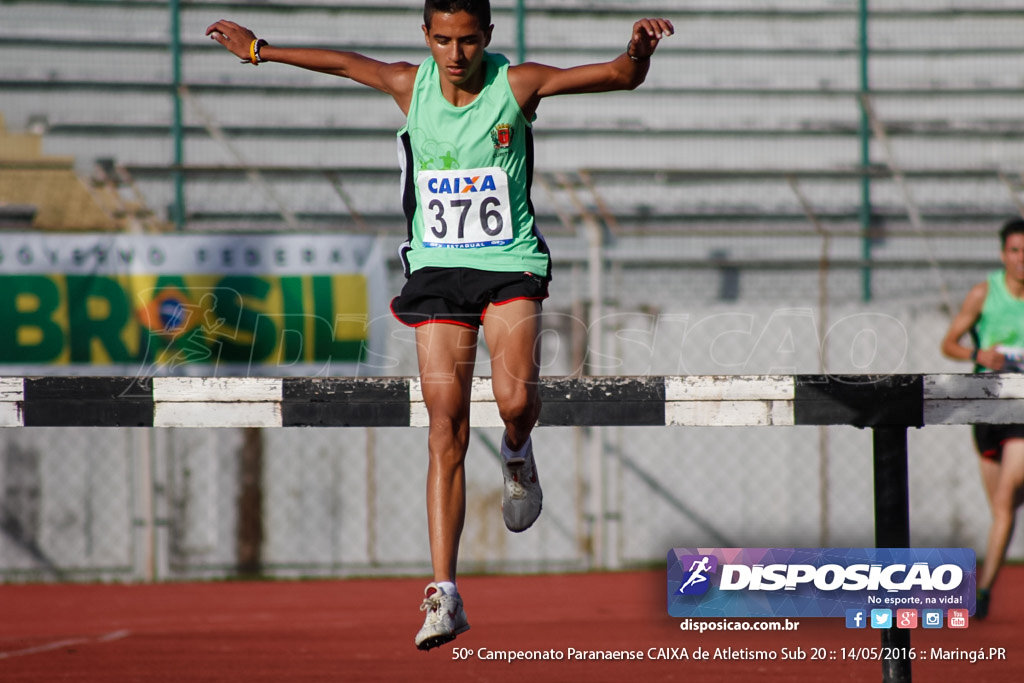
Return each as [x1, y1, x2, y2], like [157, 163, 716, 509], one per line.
[249, 38, 259, 65]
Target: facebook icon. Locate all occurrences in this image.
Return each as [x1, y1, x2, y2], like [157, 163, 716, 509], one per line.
[846, 609, 867, 629]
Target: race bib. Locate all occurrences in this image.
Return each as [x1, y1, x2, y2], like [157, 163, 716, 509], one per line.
[417, 167, 513, 248]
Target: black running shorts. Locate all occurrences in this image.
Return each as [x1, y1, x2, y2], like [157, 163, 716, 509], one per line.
[972, 424, 1024, 461]
[390, 266, 549, 330]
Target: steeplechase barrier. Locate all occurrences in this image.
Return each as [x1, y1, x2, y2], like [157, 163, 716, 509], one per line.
[1, 373, 1016, 429]
[3, 372, 1017, 683]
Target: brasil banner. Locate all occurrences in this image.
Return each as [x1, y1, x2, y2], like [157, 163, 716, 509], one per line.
[0, 233, 387, 376]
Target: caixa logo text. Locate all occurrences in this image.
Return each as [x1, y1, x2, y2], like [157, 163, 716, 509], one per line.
[718, 562, 964, 592]
[427, 175, 499, 194]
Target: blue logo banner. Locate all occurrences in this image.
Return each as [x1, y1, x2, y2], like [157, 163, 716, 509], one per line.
[667, 547, 976, 618]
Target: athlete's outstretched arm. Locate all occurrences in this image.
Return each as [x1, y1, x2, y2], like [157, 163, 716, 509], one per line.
[205, 20, 416, 112]
[508, 17, 674, 117]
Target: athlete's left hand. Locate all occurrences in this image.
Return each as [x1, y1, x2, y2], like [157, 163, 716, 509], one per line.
[628, 18, 674, 60]
[206, 19, 258, 62]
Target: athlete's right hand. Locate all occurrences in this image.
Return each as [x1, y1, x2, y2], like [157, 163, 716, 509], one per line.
[976, 347, 1007, 371]
[627, 17, 674, 60]
[205, 20, 257, 62]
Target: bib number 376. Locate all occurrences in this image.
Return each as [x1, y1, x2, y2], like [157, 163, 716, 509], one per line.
[418, 167, 513, 248]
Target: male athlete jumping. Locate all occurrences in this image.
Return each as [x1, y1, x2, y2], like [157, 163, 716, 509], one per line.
[207, 0, 673, 649]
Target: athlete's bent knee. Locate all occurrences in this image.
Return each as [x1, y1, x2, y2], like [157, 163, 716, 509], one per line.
[495, 385, 540, 425]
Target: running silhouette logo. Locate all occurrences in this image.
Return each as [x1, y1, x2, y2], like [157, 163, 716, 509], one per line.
[677, 554, 717, 595]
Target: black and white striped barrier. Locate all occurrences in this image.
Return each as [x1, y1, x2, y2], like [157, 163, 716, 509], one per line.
[0, 373, 1021, 428]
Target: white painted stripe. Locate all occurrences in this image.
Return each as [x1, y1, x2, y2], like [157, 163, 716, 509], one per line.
[769, 400, 796, 426]
[924, 398, 1024, 425]
[0, 637, 90, 660]
[152, 377, 283, 402]
[409, 398, 503, 428]
[0, 377, 24, 401]
[97, 629, 131, 643]
[0, 630, 129, 660]
[409, 401, 428, 428]
[154, 402, 283, 428]
[924, 373, 1024, 400]
[665, 375, 794, 401]
[469, 401, 503, 428]
[666, 400, 795, 427]
[409, 377, 494, 404]
[470, 376, 495, 402]
[0, 402, 23, 427]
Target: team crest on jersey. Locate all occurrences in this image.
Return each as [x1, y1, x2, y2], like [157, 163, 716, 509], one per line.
[491, 123, 513, 149]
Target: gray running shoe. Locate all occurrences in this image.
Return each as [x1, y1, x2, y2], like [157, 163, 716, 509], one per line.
[501, 436, 543, 532]
[415, 583, 470, 651]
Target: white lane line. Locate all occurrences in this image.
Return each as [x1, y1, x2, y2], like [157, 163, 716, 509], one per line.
[0, 630, 131, 660]
[97, 630, 131, 643]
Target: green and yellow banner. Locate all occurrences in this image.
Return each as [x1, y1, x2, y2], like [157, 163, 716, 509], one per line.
[0, 234, 386, 375]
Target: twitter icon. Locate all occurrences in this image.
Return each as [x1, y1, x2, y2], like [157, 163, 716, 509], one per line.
[870, 609, 893, 629]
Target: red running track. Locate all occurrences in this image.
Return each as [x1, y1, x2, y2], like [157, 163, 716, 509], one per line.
[0, 568, 1020, 683]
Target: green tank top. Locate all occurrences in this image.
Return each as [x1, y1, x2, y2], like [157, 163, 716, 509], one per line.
[974, 270, 1024, 371]
[396, 53, 550, 277]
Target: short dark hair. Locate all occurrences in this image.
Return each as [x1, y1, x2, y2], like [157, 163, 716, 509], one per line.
[1000, 217, 1024, 247]
[424, 0, 491, 29]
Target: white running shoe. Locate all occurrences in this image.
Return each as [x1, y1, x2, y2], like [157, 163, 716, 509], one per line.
[415, 583, 470, 651]
[501, 435, 542, 532]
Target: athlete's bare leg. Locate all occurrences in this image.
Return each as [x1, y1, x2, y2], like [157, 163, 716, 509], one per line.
[978, 439, 1024, 591]
[416, 322, 479, 584]
[978, 455, 1000, 504]
[482, 299, 543, 451]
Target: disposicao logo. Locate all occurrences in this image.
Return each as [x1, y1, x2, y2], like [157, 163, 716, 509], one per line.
[667, 548, 976, 619]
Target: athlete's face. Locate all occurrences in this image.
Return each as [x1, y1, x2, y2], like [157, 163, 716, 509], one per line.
[1002, 232, 1024, 284]
[423, 10, 493, 90]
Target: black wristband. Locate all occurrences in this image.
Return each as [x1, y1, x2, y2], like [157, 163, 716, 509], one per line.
[970, 348, 978, 362]
[626, 42, 648, 62]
